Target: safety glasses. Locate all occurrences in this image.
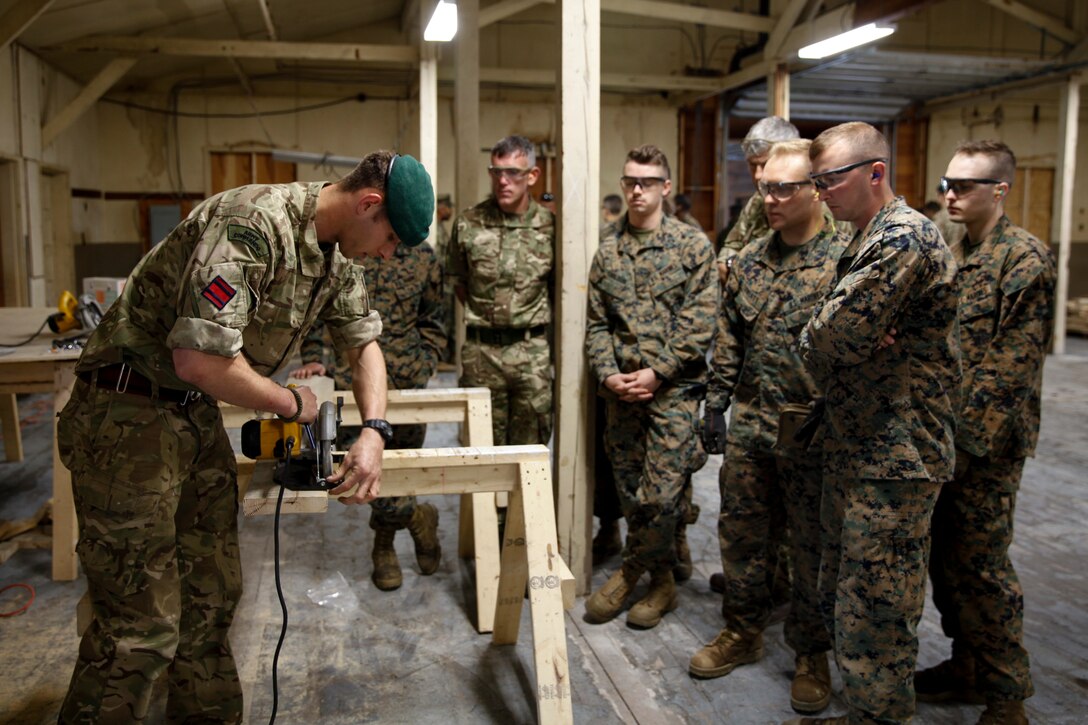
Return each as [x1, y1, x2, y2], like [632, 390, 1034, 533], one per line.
[937, 176, 1003, 195]
[810, 158, 886, 190]
[757, 179, 814, 201]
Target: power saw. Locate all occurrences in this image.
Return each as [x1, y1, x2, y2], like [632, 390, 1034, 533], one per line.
[48, 290, 104, 334]
[241, 396, 343, 490]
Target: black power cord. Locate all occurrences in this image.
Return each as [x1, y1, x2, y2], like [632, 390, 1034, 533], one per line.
[268, 438, 294, 725]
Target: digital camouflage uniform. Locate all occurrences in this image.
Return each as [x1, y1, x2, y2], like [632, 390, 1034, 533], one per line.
[929, 215, 1055, 702]
[799, 196, 961, 723]
[709, 211, 846, 655]
[717, 192, 769, 267]
[586, 214, 716, 572]
[300, 242, 446, 530]
[57, 182, 380, 724]
[448, 196, 554, 445]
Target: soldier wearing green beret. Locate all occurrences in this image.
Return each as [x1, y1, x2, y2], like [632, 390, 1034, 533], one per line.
[57, 151, 434, 723]
[447, 135, 554, 448]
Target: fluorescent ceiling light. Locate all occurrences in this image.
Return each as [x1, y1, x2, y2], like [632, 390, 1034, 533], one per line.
[798, 23, 895, 59]
[424, 0, 458, 42]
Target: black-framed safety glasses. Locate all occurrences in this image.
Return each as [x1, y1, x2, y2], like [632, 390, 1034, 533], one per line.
[937, 176, 1003, 195]
[620, 176, 667, 190]
[810, 157, 886, 190]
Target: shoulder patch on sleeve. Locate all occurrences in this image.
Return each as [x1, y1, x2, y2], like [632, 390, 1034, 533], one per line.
[227, 224, 269, 256]
[201, 275, 238, 310]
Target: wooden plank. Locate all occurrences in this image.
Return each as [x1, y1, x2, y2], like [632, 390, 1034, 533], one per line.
[763, 0, 810, 59]
[0, 0, 54, 52]
[556, 0, 599, 596]
[0, 392, 22, 462]
[52, 364, 77, 580]
[493, 485, 530, 645]
[48, 36, 419, 65]
[42, 58, 137, 148]
[1052, 75, 1082, 354]
[600, 0, 773, 33]
[984, 0, 1081, 45]
[480, 0, 544, 28]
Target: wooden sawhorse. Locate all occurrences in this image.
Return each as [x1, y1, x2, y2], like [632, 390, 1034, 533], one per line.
[240, 445, 573, 724]
[223, 385, 502, 633]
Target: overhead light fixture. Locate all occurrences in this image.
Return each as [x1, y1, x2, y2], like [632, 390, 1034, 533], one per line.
[424, 0, 458, 42]
[798, 23, 895, 59]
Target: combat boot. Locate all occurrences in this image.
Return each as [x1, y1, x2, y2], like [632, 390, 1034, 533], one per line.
[791, 652, 832, 714]
[592, 519, 622, 565]
[407, 503, 441, 575]
[915, 651, 983, 704]
[627, 569, 678, 629]
[977, 700, 1029, 725]
[689, 628, 764, 679]
[781, 717, 848, 725]
[371, 527, 402, 591]
[585, 563, 641, 623]
[673, 526, 693, 582]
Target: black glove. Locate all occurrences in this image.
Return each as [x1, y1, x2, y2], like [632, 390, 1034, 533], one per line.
[702, 410, 727, 455]
[793, 397, 826, 449]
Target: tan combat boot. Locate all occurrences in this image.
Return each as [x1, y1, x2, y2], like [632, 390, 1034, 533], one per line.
[977, 700, 1029, 725]
[407, 502, 441, 575]
[627, 569, 679, 629]
[585, 564, 641, 623]
[673, 526, 693, 583]
[371, 527, 402, 591]
[791, 652, 832, 714]
[689, 628, 764, 679]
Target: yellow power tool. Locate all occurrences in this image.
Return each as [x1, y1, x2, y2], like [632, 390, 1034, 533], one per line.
[241, 397, 343, 490]
[47, 291, 104, 334]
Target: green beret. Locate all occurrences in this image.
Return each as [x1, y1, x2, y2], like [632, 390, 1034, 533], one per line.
[385, 154, 434, 247]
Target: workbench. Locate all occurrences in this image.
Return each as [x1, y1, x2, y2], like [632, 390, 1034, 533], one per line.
[0, 307, 81, 580]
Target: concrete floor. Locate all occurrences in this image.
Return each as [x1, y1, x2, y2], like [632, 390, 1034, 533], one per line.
[1, 341, 1087, 724]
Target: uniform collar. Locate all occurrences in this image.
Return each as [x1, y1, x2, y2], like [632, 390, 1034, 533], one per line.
[299, 182, 328, 277]
[760, 209, 837, 271]
[961, 214, 1011, 268]
[484, 196, 547, 228]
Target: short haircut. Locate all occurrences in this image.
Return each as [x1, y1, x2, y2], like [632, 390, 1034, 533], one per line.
[337, 150, 395, 193]
[767, 138, 813, 161]
[491, 135, 536, 167]
[626, 144, 671, 179]
[742, 116, 800, 158]
[810, 122, 890, 162]
[953, 139, 1017, 184]
[602, 194, 623, 214]
[674, 193, 692, 210]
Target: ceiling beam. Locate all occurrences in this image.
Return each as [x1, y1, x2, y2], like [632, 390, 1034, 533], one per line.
[0, 0, 55, 53]
[763, 0, 810, 60]
[438, 65, 724, 92]
[401, 0, 421, 36]
[480, 0, 547, 28]
[984, 0, 1081, 46]
[600, 0, 774, 33]
[46, 36, 419, 65]
[42, 57, 136, 147]
[255, 0, 278, 40]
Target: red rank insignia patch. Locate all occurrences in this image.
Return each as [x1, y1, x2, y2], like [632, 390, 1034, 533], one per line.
[201, 275, 237, 310]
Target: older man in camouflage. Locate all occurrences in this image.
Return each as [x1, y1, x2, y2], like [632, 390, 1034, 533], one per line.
[692, 140, 845, 717]
[448, 135, 554, 447]
[57, 152, 434, 723]
[716, 116, 800, 284]
[786, 122, 962, 725]
[293, 240, 446, 591]
[584, 144, 716, 629]
[914, 140, 1055, 725]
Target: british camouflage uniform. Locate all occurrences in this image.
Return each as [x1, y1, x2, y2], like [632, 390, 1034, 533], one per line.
[928, 215, 1055, 703]
[717, 192, 769, 267]
[300, 242, 446, 530]
[448, 196, 554, 445]
[798, 196, 962, 723]
[431, 219, 456, 360]
[57, 182, 380, 723]
[586, 214, 716, 573]
[709, 211, 846, 655]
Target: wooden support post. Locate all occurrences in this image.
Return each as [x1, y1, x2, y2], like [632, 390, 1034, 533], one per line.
[0, 393, 22, 462]
[454, 0, 480, 376]
[419, 10, 439, 245]
[1052, 73, 1082, 355]
[555, 0, 599, 596]
[52, 364, 77, 580]
[769, 62, 790, 119]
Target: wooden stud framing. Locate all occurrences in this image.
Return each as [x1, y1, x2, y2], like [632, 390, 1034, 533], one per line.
[1052, 73, 1083, 355]
[41, 57, 137, 148]
[48, 36, 418, 65]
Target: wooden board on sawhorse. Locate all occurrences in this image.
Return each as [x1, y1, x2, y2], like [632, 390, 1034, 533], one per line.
[239, 445, 574, 725]
[224, 384, 502, 634]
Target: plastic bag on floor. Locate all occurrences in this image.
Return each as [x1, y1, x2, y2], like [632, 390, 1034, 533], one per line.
[305, 571, 360, 615]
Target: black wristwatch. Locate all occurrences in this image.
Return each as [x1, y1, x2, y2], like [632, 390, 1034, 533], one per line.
[362, 418, 394, 444]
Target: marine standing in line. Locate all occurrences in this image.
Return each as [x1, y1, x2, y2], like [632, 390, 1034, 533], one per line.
[692, 140, 845, 718]
[915, 140, 1055, 725]
[583, 144, 716, 629]
[292, 240, 447, 592]
[447, 134, 554, 447]
[788, 122, 961, 725]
